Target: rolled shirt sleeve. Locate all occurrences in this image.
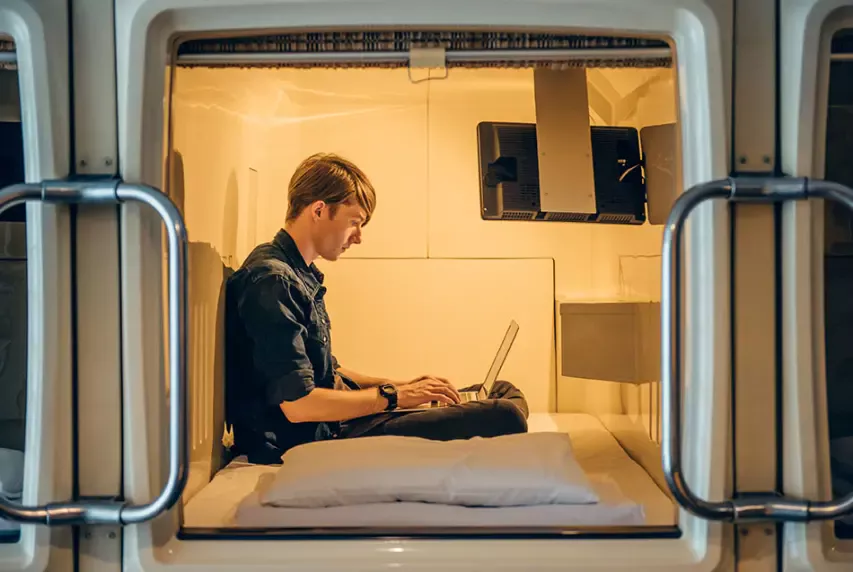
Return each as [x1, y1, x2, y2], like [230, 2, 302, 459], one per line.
[237, 275, 316, 404]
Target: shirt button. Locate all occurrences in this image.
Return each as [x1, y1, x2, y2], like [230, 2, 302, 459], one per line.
[323, 336, 328, 343]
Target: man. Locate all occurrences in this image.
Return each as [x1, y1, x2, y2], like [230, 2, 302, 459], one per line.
[225, 153, 529, 464]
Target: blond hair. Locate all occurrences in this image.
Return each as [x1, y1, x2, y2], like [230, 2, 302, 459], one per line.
[286, 153, 376, 224]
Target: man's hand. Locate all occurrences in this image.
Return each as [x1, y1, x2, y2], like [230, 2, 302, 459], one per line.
[397, 376, 461, 408]
[399, 374, 453, 387]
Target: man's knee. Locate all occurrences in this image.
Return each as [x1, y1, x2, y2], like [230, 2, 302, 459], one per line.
[488, 380, 529, 418]
[491, 380, 519, 394]
[491, 400, 528, 435]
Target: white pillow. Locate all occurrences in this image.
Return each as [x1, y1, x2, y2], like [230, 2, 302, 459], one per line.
[0, 448, 24, 497]
[259, 432, 599, 508]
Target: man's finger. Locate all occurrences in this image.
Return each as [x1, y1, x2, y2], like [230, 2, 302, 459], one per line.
[431, 383, 460, 404]
[437, 380, 461, 402]
[443, 383, 461, 402]
[427, 392, 456, 406]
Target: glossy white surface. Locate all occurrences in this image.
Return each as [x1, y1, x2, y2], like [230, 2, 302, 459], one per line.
[115, 0, 729, 570]
[781, 1, 853, 570]
[0, 1, 71, 571]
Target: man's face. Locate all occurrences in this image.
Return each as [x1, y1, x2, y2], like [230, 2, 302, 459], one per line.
[313, 201, 366, 261]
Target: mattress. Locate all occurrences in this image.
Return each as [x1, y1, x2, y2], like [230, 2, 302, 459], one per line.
[182, 413, 676, 529]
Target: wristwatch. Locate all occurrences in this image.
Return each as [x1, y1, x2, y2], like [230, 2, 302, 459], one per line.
[378, 384, 398, 411]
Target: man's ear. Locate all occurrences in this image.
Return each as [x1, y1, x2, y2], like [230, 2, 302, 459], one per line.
[311, 200, 326, 220]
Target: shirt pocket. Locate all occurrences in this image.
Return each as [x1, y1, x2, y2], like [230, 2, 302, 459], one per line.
[306, 301, 330, 342]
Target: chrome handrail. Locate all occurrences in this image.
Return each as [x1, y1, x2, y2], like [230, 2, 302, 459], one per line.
[0, 180, 187, 525]
[662, 176, 853, 522]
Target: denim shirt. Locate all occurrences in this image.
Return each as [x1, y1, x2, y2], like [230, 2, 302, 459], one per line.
[224, 229, 353, 464]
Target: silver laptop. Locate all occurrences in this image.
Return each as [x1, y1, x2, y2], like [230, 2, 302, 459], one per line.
[398, 320, 520, 411]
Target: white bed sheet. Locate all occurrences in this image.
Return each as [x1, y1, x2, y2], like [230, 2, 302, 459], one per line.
[183, 413, 676, 528]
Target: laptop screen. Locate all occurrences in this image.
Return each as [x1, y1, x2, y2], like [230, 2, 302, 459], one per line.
[480, 320, 520, 396]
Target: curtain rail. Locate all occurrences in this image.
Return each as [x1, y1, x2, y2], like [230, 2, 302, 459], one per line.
[175, 47, 672, 66]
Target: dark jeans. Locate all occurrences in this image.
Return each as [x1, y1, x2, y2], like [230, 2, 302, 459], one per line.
[338, 380, 529, 441]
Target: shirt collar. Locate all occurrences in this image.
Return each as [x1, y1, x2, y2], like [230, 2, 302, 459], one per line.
[273, 228, 325, 284]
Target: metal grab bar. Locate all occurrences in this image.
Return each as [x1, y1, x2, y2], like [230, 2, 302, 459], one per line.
[662, 175, 853, 523]
[0, 180, 187, 526]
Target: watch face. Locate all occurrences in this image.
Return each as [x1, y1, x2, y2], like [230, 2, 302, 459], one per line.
[379, 384, 397, 410]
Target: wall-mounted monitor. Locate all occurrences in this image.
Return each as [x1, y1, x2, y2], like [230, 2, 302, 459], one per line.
[477, 121, 649, 224]
[477, 122, 681, 224]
